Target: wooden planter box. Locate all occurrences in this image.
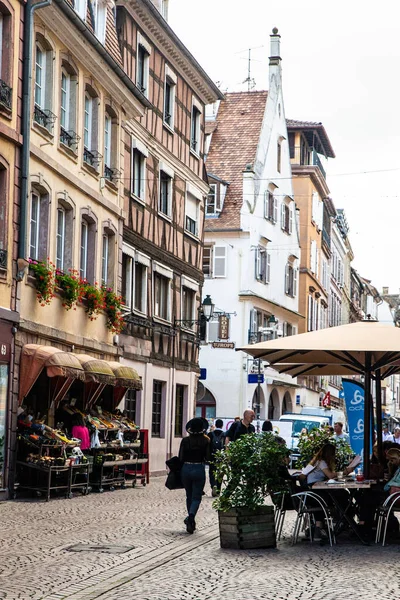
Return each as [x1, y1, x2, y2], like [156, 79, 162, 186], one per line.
[218, 505, 276, 549]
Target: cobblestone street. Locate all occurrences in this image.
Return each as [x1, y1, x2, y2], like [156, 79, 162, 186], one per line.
[1, 476, 400, 600]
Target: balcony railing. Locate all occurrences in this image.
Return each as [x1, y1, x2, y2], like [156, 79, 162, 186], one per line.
[104, 165, 121, 183]
[34, 105, 57, 133]
[322, 228, 331, 248]
[83, 147, 102, 169]
[312, 150, 326, 179]
[0, 80, 12, 111]
[60, 127, 80, 152]
[290, 145, 326, 179]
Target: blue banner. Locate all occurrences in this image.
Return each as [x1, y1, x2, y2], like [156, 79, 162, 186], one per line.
[341, 379, 366, 460]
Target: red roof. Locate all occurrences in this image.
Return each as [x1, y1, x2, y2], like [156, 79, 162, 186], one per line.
[205, 91, 268, 231]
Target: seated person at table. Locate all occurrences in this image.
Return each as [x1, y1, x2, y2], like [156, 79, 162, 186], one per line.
[301, 444, 352, 541]
[304, 444, 352, 486]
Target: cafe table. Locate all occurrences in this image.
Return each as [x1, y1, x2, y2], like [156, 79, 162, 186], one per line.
[312, 479, 377, 545]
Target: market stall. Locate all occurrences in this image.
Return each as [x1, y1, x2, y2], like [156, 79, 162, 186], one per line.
[16, 344, 146, 499]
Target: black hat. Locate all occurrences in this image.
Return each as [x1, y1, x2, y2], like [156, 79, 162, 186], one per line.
[186, 417, 208, 434]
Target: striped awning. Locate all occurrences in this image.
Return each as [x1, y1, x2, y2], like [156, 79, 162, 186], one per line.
[108, 361, 142, 390]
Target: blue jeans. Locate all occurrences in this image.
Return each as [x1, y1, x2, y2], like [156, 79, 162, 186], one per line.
[181, 463, 206, 517]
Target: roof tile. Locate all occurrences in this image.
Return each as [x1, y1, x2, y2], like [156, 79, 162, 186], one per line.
[205, 91, 267, 231]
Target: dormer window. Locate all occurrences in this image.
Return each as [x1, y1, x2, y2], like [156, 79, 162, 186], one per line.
[206, 181, 226, 216]
[93, 0, 107, 44]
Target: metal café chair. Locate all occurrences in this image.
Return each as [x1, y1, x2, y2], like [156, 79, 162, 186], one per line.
[375, 491, 400, 546]
[273, 480, 300, 541]
[291, 491, 336, 547]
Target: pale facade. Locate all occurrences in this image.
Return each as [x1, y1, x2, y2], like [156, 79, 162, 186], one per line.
[200, 31, 302, 423]
[0, 0, 22, 497]
[116, 0, 222, 472]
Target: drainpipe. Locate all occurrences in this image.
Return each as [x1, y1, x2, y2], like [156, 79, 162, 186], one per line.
[18, 0, 52, 281]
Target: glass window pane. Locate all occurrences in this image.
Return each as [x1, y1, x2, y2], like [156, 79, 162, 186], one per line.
[0, 364, 9, 489]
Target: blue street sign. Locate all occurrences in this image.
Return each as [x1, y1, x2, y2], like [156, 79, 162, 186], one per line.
[199, 368, 207, 380]
[248, 374, 264, 384]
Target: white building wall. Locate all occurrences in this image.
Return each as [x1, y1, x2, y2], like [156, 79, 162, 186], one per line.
[200, 32, 301, 421]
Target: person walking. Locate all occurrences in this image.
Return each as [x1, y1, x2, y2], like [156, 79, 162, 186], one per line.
[208, 419, 225, 496]
[179, 417, 210, 534]
[225, 410, 255, 445]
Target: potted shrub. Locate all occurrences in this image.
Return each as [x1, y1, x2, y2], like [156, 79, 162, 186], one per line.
[296, 427, 354, 471]
[212, 433, 288, 549]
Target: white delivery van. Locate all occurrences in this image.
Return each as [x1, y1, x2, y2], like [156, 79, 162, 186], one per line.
[278, 414, 331, 451]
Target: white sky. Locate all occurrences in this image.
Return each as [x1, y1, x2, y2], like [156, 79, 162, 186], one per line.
[169, 0, 400, 293]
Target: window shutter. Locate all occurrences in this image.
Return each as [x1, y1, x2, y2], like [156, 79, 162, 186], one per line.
[260, 250, 267, 283]
[266, 252, 271, 283]
[273, 197, 278, 223]
[308, 295, 313, 331]
[310, 240, 316, 273]
[283, 322, 287, 337]
[315, 248, 319, 278]
[289, 206, 293, 234]
[285, 264, 289, 294]
[293, 268, 298, 297]
[281, 203, 285, 231]
[255, 247, 260, 280]
[264, 191, 269, 219]
[215, 185, 222, 212]
[213, 246, 227, 278]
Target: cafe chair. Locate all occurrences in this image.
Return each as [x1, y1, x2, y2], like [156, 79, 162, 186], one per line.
[375, 491, 400, 546]
[273, 489, 293, 540]
[291, 491, 336, 547]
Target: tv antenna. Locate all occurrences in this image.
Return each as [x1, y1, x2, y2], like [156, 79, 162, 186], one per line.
[236, 45, 264, 91]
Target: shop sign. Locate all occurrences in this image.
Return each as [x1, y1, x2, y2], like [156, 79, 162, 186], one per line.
[218, 315, 230, 340]
[212, 342, 235, 349]
[0, 343, 10, 362]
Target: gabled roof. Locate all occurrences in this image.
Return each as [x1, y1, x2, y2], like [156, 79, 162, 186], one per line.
[205, 91, 268, 231]
[286, 119, 335, 158]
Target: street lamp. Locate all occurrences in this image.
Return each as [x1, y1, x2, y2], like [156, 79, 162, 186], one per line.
[201, 295, 214, 322]
[174, 294, 215, 329]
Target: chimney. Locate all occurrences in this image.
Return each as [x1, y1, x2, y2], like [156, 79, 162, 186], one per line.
[269, 27, 282, 86]
[382, 287, 389, 295]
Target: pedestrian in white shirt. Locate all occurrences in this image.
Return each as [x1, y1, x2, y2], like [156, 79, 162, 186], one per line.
[333, 422, 349, 442]
[382, 426, 394, 442]
[393, 428, 400, 445]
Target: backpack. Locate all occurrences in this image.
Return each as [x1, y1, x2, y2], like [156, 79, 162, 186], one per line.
[210, 430, 225, 454]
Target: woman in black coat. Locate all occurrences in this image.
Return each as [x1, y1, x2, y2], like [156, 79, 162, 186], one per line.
[179, 418, 210, 534]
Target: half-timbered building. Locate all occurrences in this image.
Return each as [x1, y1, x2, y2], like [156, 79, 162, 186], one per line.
[116, 0, 222, 471]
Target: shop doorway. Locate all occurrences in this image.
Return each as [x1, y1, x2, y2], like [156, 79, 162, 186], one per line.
[195, 385, 216, 420]
[268, 388, 280, 420]
[282, 391, 292, 414]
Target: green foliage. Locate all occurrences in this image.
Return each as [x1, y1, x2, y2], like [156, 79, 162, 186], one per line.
[212, 433, 288, 512]
[55, 269, 82, 310]
[297, 427, 354, 471]
[29, 259, 55, 305]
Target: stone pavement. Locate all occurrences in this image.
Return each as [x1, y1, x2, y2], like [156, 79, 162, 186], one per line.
[1, 476, 400, 600]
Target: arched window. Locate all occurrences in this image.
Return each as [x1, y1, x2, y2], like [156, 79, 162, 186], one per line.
[101, 222, 116, 287]
[29, 185, 50, 261]
[0, 160, 8, 263]
[34, 34, 55, 133]
[56, 194, 74, 272]
[83, 85, 100, 170]
[0, 1, 13, 112]
[104, 105, 118, 182]
[79, 209, 97, 282]
[60, 60, 78, 151]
